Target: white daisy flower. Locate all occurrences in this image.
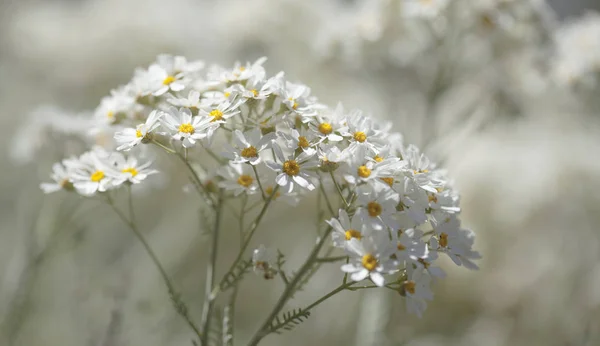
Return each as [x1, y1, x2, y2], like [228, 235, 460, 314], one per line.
[94, 89, 138, 125]
[355, 184, 401, 231]
[199, 100, 242, 124]
[280, 80, 317, 115]
[69, 151, 117, 196]
[277, 128, 317, 156]
[392, 175, 429, 225]
[341, 234, 396, 287]
[402, 145, 444, 193]
[402, 268, 434, 318]
[392, 228, 427, 265]
[221, 128, 276, 165]
[40, 161, 74, 193]
[341, 110, 382, 155]
[327, 209, 369, 248]
[430, 220, 481, 270]
[114, 110, 162, 151]
[167, 90, 202, 110]
[217, 163, 261, 196]
[308, 104, 347, 142]
[111, 153, 158, 185]
[135, 55, 203, 97]
[161, 107, 220, 148]
[343, 146, 405, 186]
[265, 143, 318, 193]
[220, 57, 267, 84]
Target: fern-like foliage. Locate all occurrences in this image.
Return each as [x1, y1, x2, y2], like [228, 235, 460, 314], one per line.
[219, 259, 253, 292]
[269, 308, 311, 334]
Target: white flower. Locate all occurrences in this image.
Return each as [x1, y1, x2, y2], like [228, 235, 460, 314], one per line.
[94, 89, 137, 125]
[266, 144, 318, 193]
[327, 209, 369, 248]
[280, 80, 317, 115]
[136, 55, 204, 96]
[199, 100, 241, 124]
[277, 128, 317, 156]
[161, 107, 220, 148]
[308, 105, 347, 143]
[40, 161, 74, 193]
[220, 57, 267, 83]
[69, 150, 117, 196]
[355, 184, 400, 231]
[430, 218, 481, 270]
[402, 145, 444, 193]
[217, 163, 261, 196]
[111, 153, 158, 185]
[341, 234, 396, 287]
[340, 110, 382, 155]
[222, 128, 276, 165]
[392, 228, 427, 265]
[402, 268, 434, 318]
[114, 110, 162, 151]
[167, 90, 202, 109]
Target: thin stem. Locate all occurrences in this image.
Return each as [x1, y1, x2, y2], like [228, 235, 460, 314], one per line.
[202, 143, 225, 164]
[252, 165, 267, 201]
[200, 189, 225, 346]
[213, 186, 279, 298]
[106, 194, 203, 340]
[316, 256, 348, 263]
[329, 171, 349, 208]
[175, 152, 216, 208]
[247, 226, 334, 346]
[152, 140, 177, 154]
[302, 281, 357, 313]
[318, 177, 335, 215]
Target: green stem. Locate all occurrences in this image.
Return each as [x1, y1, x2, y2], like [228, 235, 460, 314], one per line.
[200, 189, 225, 346]
[318, 176, 335, 215]
[302, 281, 357, 313]
[175, 152, 216, 208]
[152, 140, 177, 154]
[246, 226, 334, 346]
[316, 256, 348, 263]
[329, 171, 349, 208]
[106, 194, 203, 340]
[252, 165, 267, 201]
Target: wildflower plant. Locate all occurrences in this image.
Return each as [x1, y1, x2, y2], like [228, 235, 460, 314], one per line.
[40, 55, 480, 345]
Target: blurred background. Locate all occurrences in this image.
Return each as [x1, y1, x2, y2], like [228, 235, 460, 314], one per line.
[1, 0, 600, 345]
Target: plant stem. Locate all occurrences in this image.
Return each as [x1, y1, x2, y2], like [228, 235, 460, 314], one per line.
[302, 281, 357, 312]
[213, 185, 279, 298]
[175, 152, 216, 208]
[106, 193, 203, 340]
[200, 189, 225, 346]
[329, 171, 349, 208]
[315, 256, 348, 263]
[246, 226, 334, 346]
[318, 176, 335, 215]
[252, 165, 267, 201]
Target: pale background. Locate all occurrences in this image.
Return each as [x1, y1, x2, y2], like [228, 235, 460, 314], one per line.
[1, 1, 600, 346]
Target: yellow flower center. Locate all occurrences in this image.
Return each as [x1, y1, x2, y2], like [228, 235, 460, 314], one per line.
[428, 194, 438, 203]
[107, 111, 115, 119]
[265, 186, 281, 200]
[90, 170, 105, 182]
[353, 131, 367, 143]
[162, 75, 176, 85]
[288, 97, 298, 110]
[209, 109, 224, 122]
[237, 174, 254, 187]
[439, 233, 448, 248]
[239, 66, 246, 72]
[403, 281, 416, 295]
[414, 169, 429, 174]
[224, 92, 231, 98]
[179, 123, 195, 134]
[367, 202, 382, 217]
[135, 130, 143, 138]
[297, 136, 310, 149]
[251, 89, 259, 97]
[361, 254, 378, 271]
[373, 155, 384, 163]
[357, 165, 371, 178]
[241, 146, 258, 158]
[344, 229, 362, 241]
[283, 160, 300, 176]
[381, 177, 394, 187]
[122, 167, 138, 177]
[318, 123, 333, 135]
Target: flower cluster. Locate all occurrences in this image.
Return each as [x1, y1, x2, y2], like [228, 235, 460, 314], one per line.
[41, 54, 479, 318]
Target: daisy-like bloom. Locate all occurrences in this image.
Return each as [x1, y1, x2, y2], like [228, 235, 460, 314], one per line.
[111, 153, 158, 185]
[68, 150, 116, 196]
[167, 90, 202, 111]
[402, 0, 450, 19]
[229, 67, 274, 100]
[340, 110, 381, 156]
[308, 104, 347, 142]
[401, 268, 434, 318]
[316, 143, 348, 172]
[343, 146, 405, 186]
[266, 143, 318, 193]
[161, 107, 220, 148]
[342, 233, 396, 287]
[252, 244, 277, 279]
[40, 161, 74, 193]
[138, 55, 205, 96]
[277, 128, 317, 156]
[217, 163, 261, 196]
[401, 144, 444, 193]
[199, 100, 242, 124]
[221, 128, 276, 165]
[392, 174, 429, 226]
[355, 183, 400, 231]
[94, 89, 137, 126]
[280, 80, 317, 115]
[114, 110, 162, 151]
[430, 217, 481, 270]
[392, 228, 427, 265]
[220, 57, 267, 84]
[426, 186, 461, 214]
[327, 209, 370, 248]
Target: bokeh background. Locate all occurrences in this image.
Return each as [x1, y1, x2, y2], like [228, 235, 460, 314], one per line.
[1, 0, 600, 345]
